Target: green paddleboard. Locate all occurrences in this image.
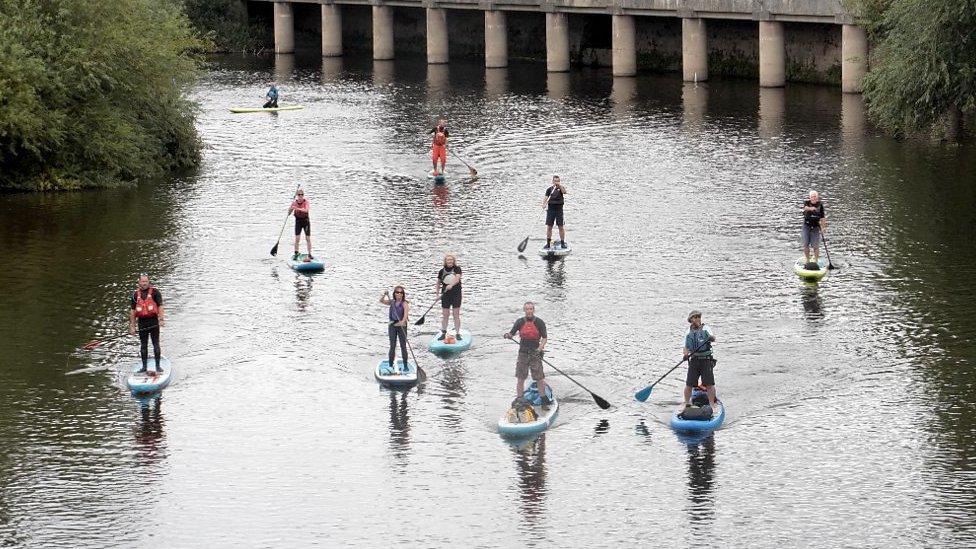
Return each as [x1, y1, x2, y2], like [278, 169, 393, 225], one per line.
[229, 105, 304, 113]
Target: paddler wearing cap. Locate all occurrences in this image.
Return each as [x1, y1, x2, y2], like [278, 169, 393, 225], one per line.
[683, 310, 717, 411]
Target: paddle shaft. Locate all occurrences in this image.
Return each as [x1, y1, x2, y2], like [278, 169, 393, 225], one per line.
[820, 231, 836, 269]
[640, 330, 713, 392]
[509, 338, 610, 409]
[271, 184, 301, 256]
[414, 283, 458, 325]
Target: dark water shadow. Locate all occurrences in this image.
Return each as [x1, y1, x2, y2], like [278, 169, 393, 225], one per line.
[388, 390, 411, 470]
[681, 432, 716, 528]
[510, 434, 548, 535]
[133, 395, 166, 465]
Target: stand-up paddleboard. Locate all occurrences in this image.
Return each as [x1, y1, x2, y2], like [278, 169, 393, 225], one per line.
[670, 388, 725, 432]
[498, 382, 558, 437]
[793, 256, 828, 281]
[375, 360, 419, 388]
[429, 169, 447, 185]
[127, 358, 172, 394]
[428, 329, 472, 355]
[230, 105, 303, 113]
[539, 241, 572, 259]
[288, 253, 324, 273]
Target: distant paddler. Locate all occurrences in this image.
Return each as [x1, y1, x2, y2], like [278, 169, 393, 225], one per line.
[802, 189, 827, 265]
[543, 175, 568, 250]
[429, 118, 449, 176]
[264, 81, 279, 109]
[503, 302, 551, 409]
[129, 274, 165, 373]
[289, 188, 314, 261]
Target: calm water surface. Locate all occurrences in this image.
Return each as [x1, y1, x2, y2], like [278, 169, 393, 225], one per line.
[1, 53, 975, 547]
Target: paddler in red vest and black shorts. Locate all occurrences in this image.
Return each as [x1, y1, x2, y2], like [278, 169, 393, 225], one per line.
[290, 188, 314, 261]
[429, 118, 449, 176]
[129, 274, 165, 373]
[503, 301, 551, 408]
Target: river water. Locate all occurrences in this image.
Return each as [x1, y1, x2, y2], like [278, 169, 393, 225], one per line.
[1, 53, 975, 547]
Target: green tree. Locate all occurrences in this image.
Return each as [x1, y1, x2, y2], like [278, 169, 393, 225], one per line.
[858, 0, 976, 139]
[183, 0, 271, 53]
[0, 0, 202, 190]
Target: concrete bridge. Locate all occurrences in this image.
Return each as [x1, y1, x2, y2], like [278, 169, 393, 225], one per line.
[249, 0, 867, 91]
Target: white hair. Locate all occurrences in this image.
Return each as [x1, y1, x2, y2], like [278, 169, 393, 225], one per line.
[809, 189, 819, 197]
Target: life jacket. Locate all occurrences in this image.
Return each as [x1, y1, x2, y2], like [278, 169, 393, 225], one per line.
[134, 287, 158, 318]
[433, 128, 447, 147]
[519, 318, 540, 340]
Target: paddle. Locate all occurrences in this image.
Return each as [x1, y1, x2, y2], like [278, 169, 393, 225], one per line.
[634, 334, 711, 402]
[414, 297, 440, 326]
[80, 323, 160, 350]
[453, 152, 478, 177]
[508, 339, 611, 410]
[517, 237, 529, 253]
[821, 232, 837, 270]
[404, 326, 427, 382]
[270, 184, 301, 256]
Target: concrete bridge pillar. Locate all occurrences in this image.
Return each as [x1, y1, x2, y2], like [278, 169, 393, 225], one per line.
[842, 25, 868, 93]
[373, 6, 395, 60]
[273, 2, 294, 54]
[546, 12, 570, 72]
[759, 21, 786, 88]
[321, 4, 342, 57]
[612, 15, 637, 77]
[485, 11, 508, 68]
[427, 8, 449, 64]
[682, 18, 708, 82]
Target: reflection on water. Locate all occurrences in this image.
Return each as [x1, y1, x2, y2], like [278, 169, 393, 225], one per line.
[544, 258, 566, 288]
[274, 53, 295, 83]
[547, 72, 570, 100]
[759, 87, 785, 139]
[684, 434, 716, 527]
[681, 82, 707, 131]
[388, 390, 410, 468]
[294, 274, 313, 311]
[511, 434, 548, 534]
[134, 395, 166, 465]
[800, 284, 824, 320]
[485, 68, 508, 99]
[594, 419, 610, 436]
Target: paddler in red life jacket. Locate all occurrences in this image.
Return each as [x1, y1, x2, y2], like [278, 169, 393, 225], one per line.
[429, 118, 449, 176]
[503, 301, 551, 408]
[289, 188, 314, 261]
[129, 274, 165, 373]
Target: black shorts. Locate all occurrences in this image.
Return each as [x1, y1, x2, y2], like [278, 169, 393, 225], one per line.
[295, 217, 310, 235]
[441, 287, 462, 309]
[545, 205, 564, 227]
[686, 357, 716, 387]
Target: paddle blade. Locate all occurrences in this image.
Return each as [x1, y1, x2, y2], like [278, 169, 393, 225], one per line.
[417, 365, 428, 382]
[81, 340, 101, 351]
[270, 242, 279, 257]
[591, 393, 612, 410]
[634, 386, 653, 402]
[517, 237, 529, 253]
[469, 167, 478, 177]
[414, 315, 426, 326]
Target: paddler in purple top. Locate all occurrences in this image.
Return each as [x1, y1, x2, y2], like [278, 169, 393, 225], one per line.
[380, 285, 411, 374]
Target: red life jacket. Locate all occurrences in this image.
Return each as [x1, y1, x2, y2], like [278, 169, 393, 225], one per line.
[519, 318, 540, 340]
[433, 129, 447, 147]
[134, 287, 158, 318]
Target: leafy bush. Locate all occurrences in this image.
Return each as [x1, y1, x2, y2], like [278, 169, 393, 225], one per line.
[0, 0, 202, 190]
[184, 0, 271, 53]
[855, 0, 976, 139]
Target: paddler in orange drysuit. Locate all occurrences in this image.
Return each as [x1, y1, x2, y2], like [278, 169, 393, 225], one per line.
[429, 119, 449, 176]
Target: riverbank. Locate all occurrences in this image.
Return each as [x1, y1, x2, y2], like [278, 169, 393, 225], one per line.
[0, 0, 202, 192]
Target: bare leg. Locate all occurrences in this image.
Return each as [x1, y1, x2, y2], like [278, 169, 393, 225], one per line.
[558, 226, 566, 242]
[683, 385, 692, 406]
[294, 234, 300, 255]
[803, 244, 810, 262]
[516, 376, 526, 397]
[452, 307, 461, 332]
[538, 378, 547, 402]
[305, 234, 313, 256]
[546, 225, 553, 245]
[440, 308, 449, 333]
[813, 240, 820, 262]
[706, 385, 718, 410]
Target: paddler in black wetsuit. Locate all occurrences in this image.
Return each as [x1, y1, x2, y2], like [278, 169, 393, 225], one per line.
[129, 274, 165, 373]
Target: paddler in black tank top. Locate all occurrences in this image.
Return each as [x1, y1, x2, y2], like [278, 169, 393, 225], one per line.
[543, 175, 568, 249]
[436, 253, 463, 341]
[503, 302, 551, 408]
